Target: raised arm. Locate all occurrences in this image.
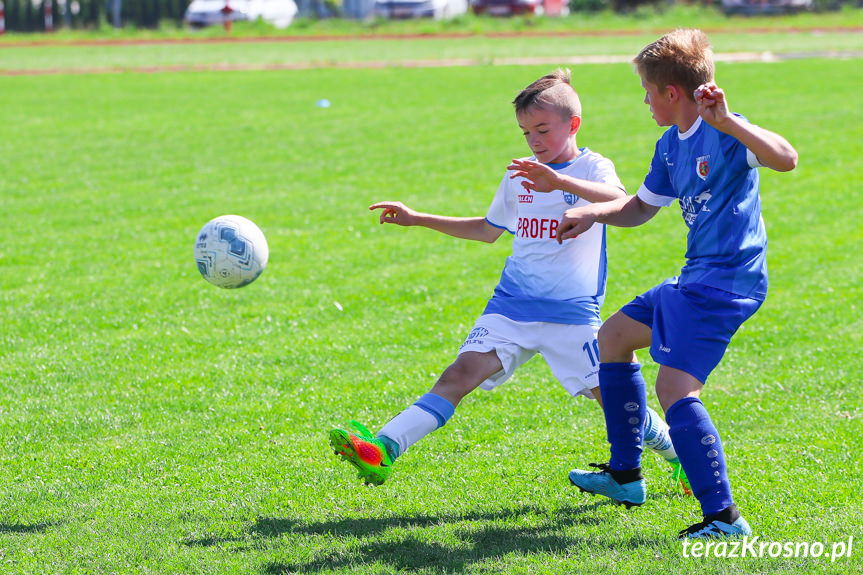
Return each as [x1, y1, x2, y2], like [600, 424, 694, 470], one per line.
[369, 201, 504, 244]
[555, 195, 660, 243]
[695, 83, 798, 173]
[506, 159, 627, 203]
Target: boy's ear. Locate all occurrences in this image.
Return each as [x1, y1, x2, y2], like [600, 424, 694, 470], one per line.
[570, 115, 582, 135]
[665, 85, 681, 103]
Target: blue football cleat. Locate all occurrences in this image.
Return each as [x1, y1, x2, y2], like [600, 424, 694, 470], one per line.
[568, 462, 646, 509]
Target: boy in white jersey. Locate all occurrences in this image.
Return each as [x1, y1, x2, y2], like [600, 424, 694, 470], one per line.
[329, 70, 690, 492]
[528, 31, 797, 538]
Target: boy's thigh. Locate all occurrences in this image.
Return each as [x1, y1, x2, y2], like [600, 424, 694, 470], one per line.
[457, 314, 536, 390]
[623, 279, 761, 383]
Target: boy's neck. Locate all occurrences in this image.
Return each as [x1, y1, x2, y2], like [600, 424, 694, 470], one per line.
[675, 104, 702, 133]
[550, 142, 582, 165]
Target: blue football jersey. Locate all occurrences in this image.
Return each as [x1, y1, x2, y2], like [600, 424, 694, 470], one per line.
[636, 115, 768, 301]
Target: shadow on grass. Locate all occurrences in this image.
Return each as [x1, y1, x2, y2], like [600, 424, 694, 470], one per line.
[0, 522, 57, 534]
[183, 501, 662, 573]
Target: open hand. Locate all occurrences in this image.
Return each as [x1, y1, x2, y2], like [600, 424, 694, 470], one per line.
[507, 158, 560, 193]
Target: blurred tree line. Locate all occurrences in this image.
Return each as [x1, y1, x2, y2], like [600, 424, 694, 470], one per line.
[1, 0, 187, 31]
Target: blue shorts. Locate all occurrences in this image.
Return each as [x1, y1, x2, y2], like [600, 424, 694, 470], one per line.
[620, 278, 762, 384]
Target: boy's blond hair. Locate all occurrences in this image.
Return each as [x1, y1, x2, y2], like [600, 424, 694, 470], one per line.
[633, 29, 715, 102]
[513, 68, 582, 120]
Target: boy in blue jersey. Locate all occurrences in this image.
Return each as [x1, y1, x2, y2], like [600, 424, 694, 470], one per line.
[543, 29, 797, 538]
[328, 70, 691, 493]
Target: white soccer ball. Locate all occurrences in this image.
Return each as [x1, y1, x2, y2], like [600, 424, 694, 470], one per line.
[193, 215, 269, 289]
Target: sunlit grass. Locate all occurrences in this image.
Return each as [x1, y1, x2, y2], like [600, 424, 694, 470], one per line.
[0, 42, 860, 574]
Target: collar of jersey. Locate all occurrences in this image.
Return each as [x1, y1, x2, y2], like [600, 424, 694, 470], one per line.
[542, 148, 587, 171]
[678, 116, 703, 140]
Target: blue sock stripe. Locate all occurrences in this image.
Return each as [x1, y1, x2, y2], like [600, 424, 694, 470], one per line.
[414, 393, 455, 428]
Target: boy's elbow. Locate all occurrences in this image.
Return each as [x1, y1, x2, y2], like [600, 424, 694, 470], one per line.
[785, 150, 799, 172]
[774, 152, 798, 172]
[764, 149, 798, 173]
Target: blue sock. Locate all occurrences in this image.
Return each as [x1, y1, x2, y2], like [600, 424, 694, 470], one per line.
[598, 362, 646, 471]
[666, 397, 734, 516]
[415, 393, 455, 427]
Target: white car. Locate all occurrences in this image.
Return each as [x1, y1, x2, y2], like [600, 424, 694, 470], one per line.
[185, 0, 299, 28]
[373, 0, 468, 19]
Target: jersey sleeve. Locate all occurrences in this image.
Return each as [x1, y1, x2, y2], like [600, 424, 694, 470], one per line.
[727, 114, 763, 170]
[486, 173, 517, 234]
[637, 138, 676, 207]
[589, 155, 625, 191]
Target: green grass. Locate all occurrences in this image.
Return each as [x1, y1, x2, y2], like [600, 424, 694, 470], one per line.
[0, 33, 861, 574]
[3, 28, 863, 72]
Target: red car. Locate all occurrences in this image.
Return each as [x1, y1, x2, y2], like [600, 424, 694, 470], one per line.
[471, 0, 545, 16]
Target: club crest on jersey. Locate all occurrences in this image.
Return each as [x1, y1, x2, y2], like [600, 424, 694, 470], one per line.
[696, 155, 710, 181]
[563, 192, 577, 205]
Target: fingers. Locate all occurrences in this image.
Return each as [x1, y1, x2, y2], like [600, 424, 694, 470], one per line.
[695, 83, 725, 107]
[369, 202, 402, 224]
[558, 228, 581, 243]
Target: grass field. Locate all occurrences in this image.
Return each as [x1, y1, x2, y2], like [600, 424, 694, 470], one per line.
[1, 23, 862, 575]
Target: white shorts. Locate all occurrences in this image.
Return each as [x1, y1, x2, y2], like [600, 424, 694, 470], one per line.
[457, 313, 600, 399]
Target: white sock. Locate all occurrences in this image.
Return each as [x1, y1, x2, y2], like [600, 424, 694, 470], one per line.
[377, 405, 440, 456]
[644, 406, 679, 462]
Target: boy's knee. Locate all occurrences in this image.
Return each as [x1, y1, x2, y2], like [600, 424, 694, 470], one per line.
[598, 323, 633, 362]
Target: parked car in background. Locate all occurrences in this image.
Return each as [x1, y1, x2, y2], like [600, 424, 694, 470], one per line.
[373, 0, 468, 19]
[185, 0, 299, 28]
[471, 0, 546, 16]
[720, 0, 812, 14]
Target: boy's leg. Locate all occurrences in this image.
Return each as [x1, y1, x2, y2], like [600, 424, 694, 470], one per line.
[568, 312, 652, 506]
[329, 351, 502, 485]
[657, 365, 751, 538]
[569, 362, 648, 507]
[593, 385, 691, 495]
[643, 405, 692, 495]
[379, 350, 503, 456]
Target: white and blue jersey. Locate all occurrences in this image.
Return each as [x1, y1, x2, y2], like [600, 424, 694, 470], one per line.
[483, 148, 624, 326]
[637, 115, 768, 301]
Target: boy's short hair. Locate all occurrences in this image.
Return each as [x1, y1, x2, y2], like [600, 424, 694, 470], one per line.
[633, 29, 715, 102]
[513, 68, 582, 119]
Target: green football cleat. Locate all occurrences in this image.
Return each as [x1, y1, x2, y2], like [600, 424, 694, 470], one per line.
[329, 420, 394, 486]
[668, 458, 693, 496]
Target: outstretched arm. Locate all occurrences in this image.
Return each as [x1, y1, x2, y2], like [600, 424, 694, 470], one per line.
[369, 201, 504, 243]
[695, 82, 798, 172]
[506, 159, 627, 203]
[556, 195, 660, 243]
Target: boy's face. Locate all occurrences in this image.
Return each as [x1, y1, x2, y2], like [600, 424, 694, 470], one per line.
[640, 76, 674, 127]
[516, 106, 579, 165]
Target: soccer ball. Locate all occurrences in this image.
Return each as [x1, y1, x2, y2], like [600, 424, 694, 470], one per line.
[194, 215, 269, 289]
